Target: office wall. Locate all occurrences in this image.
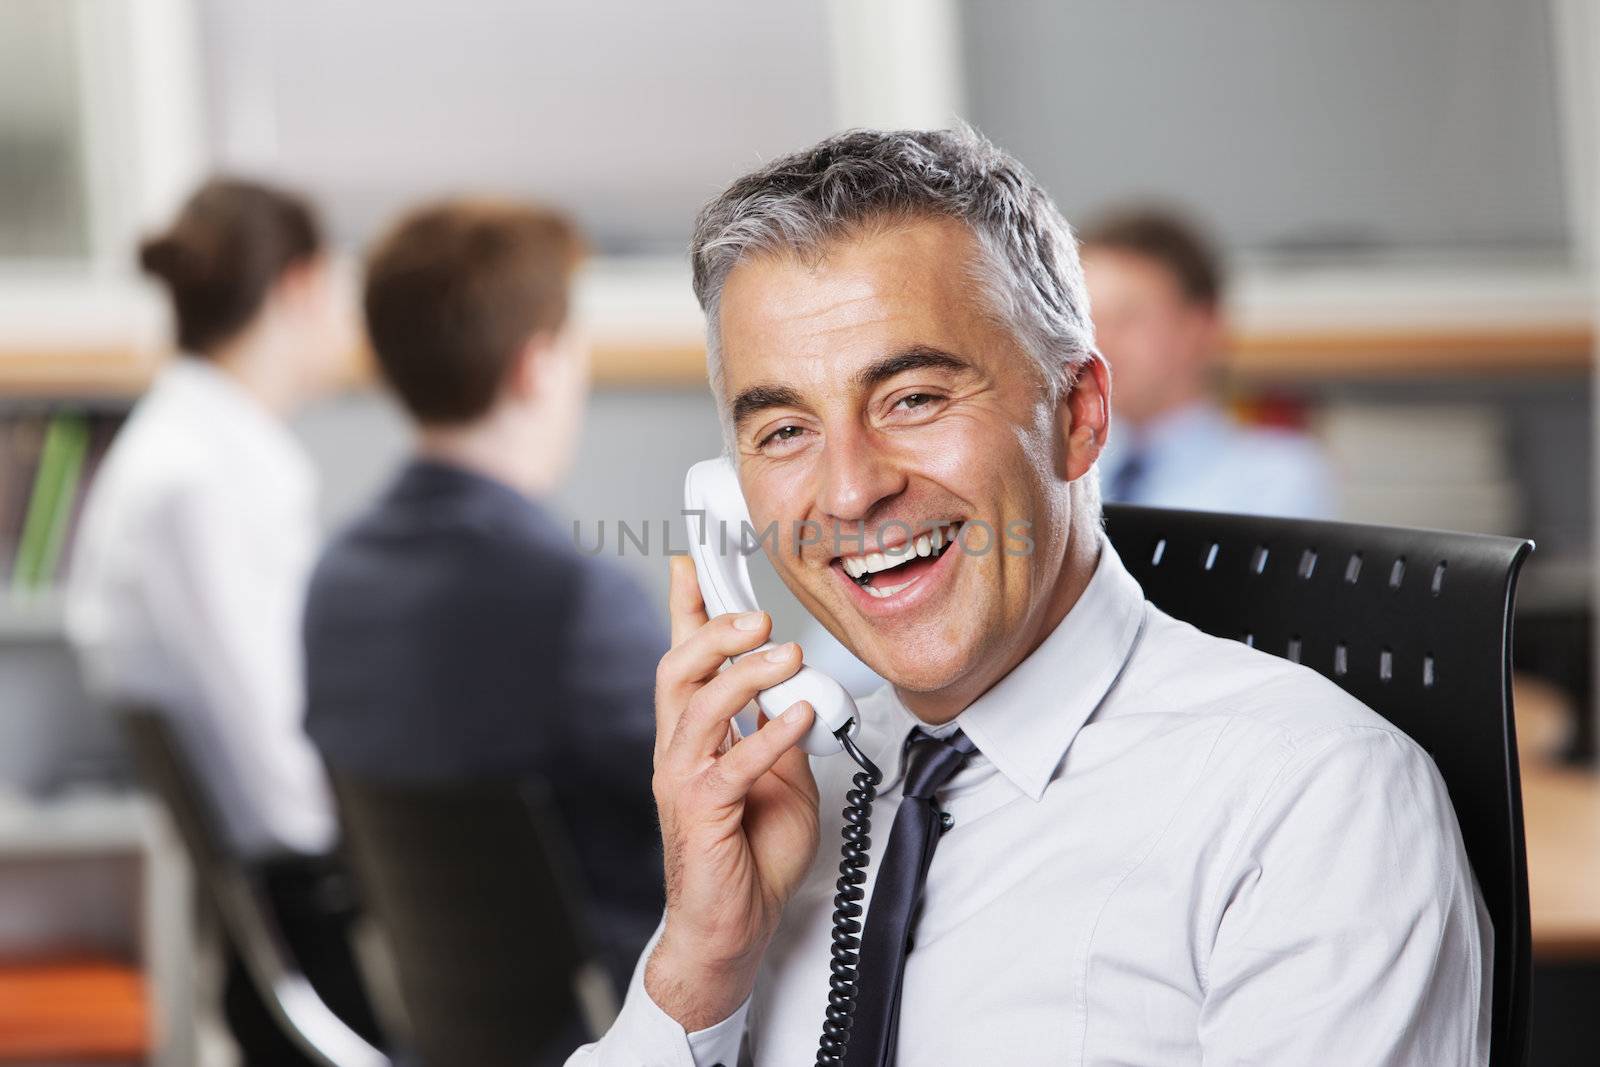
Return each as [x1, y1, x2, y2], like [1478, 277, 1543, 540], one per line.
[962, 0, 1569, 255]
[195, 0, 837, 253]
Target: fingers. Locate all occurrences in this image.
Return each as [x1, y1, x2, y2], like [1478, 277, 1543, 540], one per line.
[708, 701, 816, 802]
[668, 641, 804, 764]
[655, 606, 775, 764]
[658, 607, 772, 698]
[668, 555, 710, 647]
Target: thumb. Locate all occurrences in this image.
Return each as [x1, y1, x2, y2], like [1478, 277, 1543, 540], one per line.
[668, 554, 710, 647]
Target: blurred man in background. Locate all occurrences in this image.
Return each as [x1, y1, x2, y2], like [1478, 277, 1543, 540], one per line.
[66, 178, 382, 1064]
[303, 200, 665, 990]
[1080, 207, 1336, 518]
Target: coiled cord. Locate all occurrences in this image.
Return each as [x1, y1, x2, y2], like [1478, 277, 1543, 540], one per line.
[815, 726, 883, 1066]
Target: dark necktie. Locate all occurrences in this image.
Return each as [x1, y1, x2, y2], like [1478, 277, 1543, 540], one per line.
[843, 730, 977, 1067]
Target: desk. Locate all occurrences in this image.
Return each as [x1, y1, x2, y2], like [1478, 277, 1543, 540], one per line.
[1524, 765, 1600, 960]
[1515, 678, 1600, 960]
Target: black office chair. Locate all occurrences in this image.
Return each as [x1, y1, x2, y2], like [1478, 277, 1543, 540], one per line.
[1101, 504, 1534, 1067]
[330, 773, 613, 1067]
[118, 709, 391, 1067]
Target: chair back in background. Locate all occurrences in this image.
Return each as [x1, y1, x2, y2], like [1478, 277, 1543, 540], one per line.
[330, 773, 604, 1067]
[1102, 505, 1534, 1067]
[118, 709, 389, 1067]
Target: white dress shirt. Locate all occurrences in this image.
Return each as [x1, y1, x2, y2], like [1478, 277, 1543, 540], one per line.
[67, 359, 336, 857]
[1100, 401, 1338, 519]
[568, 537, 1489, 1066]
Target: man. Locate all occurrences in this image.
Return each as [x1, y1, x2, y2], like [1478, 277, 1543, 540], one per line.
[567, 129, 1487, 1065]
[303, 201, 665, 988]
[1080, 206, 1336, 517]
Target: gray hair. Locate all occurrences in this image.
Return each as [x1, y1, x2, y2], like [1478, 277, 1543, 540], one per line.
[690, 126, 1098, 404]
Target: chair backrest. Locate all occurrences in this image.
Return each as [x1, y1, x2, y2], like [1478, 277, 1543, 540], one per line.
[1101, 504, 1533, 1067]
[118, 709, 389, 1067]
[330, 773, 603, 1067]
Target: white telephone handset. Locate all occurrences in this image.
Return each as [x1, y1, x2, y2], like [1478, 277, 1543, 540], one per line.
[684, 457, 857, 756]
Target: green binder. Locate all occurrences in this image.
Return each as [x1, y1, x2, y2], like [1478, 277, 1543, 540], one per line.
[11, 411, 90, 596]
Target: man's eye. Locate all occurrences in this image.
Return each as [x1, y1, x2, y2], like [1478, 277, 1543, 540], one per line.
[895, 393, 936, 411]
[759, 425, 807, 449]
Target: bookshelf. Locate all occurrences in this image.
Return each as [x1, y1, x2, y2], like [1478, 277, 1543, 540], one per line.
[0, 400, 131, 609]
[1, 257, 1591, 392]
[0, 791, 196, 1067]
[0, 592, 67, 642]
[0, 322, 1593, 396]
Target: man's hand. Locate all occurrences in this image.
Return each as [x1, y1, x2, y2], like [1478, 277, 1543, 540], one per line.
[645, 555, 821, 1032]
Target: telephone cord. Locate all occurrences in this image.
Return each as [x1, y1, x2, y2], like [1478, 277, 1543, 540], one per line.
[814, 725, 883, 1065]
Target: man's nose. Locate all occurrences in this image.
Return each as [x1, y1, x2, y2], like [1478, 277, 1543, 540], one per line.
[813, 429, 905, 524]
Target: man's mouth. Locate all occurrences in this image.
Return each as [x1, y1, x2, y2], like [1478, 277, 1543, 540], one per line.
[835, 522, 964, 599]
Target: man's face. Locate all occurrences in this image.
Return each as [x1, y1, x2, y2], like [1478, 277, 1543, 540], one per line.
[1080, 247, 1218, 427]
[716, 217, 1105, 706]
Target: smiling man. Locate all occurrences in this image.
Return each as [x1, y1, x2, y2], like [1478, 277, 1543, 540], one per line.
[567, 129, 1488, 1066]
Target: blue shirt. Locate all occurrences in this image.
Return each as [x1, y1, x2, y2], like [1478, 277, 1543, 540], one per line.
[1099, 402, 1336, 518]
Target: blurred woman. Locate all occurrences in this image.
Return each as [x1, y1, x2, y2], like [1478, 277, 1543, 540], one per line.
[65, 178, 381, 1064]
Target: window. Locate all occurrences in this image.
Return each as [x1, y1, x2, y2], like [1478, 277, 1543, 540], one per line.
[0, 1, 92, 262]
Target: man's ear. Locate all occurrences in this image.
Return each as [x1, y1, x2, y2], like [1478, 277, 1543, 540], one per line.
[1191, 303, 1226, 372]
[505, 331, 556, 403]
[1060, 352, 1111, 481]
[265, 256, 318, 318]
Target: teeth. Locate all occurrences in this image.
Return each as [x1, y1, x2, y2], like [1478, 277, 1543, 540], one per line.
[865, 577, 917, 598]
[839, 522, 964, 579]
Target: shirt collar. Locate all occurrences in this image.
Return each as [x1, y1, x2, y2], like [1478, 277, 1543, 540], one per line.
[856, 534, 1147, 801]
[387, 456, 559, 534]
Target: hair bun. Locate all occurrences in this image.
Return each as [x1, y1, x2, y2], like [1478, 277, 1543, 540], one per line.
[139, 177, 321, 354]
[138, 233, 193, 284]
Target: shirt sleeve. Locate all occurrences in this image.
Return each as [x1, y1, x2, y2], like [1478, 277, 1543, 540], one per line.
[1198, 725, 1491, 1066]
[564, 924, 751, 1067]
